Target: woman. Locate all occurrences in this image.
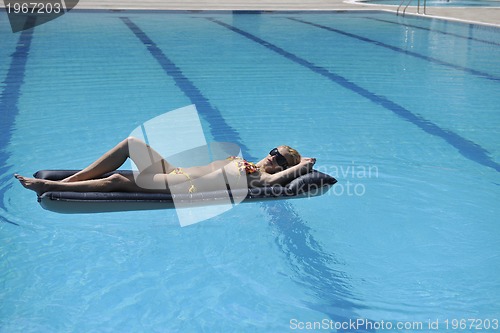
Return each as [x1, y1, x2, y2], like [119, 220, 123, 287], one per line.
[16, 137, 316, 195]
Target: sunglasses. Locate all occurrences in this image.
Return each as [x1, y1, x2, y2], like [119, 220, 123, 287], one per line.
[269, 148, 289, 169]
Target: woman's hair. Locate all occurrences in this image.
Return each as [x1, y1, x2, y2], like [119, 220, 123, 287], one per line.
[280, 145, 301, 166]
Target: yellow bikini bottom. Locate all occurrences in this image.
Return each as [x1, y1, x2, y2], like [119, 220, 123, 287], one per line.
[169, 158, 259, 194]
[169, 168, 196, 193]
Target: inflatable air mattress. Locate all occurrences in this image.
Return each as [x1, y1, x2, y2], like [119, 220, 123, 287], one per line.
[34, 170, 337, 214]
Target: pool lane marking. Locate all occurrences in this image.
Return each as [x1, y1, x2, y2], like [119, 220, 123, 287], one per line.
[120, 17, 244, 147]
[120, 16, 360, 318]
[0, 17, 37, 153]
[364, 17, 500, 47]
[287, 17, 500, 82]
[206, 17, 500, 173]
[0, 16, 37, 227]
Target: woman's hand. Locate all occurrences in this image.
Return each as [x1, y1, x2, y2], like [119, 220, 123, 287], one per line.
[298, 157, 316, 172]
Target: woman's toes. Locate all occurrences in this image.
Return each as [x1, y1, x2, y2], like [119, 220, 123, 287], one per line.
[15, 175, 47, 195]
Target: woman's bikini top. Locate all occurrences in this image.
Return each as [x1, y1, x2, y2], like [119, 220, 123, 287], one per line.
[227, 156, 260, 174]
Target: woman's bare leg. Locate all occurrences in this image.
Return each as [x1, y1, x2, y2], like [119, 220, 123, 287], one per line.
[15, 173, 162, 196]
[63, 137, 175, 182]
[15, 162, 237, 195]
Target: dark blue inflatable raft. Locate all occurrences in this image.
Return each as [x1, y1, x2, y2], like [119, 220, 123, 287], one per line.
[34, 170, 337, 214]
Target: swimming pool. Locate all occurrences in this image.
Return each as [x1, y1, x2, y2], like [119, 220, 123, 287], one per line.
[356, 0, 500, 6]
[1, 9, 499, 332]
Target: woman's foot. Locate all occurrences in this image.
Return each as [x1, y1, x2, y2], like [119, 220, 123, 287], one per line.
[14, 174, 50, 195]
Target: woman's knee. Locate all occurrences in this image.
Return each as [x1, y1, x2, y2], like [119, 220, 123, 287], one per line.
[126, 136, 146, 147]
[107, 173, 129, 187]
[126, 136, 152, 162]
[108, 172, 125, 181]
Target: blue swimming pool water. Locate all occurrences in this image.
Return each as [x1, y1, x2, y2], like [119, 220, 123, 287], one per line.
[358, 0, 500, 6]
[1, 10, 499, 332]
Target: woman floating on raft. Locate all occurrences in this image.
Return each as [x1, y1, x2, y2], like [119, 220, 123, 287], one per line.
[15, 137, 317, 196]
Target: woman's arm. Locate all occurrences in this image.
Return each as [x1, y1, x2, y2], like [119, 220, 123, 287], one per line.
[260, 157, 316, 186]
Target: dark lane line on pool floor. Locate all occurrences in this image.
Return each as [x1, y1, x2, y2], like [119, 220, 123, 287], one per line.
[0, 16, 37, 227]
[120, 16, 361, 321]
[287, 17, 500, 82]
[206, 17, 500, 173]
[363, 17, 500, 47]
[119, 17, 243, 146]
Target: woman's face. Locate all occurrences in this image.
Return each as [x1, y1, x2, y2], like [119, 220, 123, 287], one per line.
[259, 147, 294, 173]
